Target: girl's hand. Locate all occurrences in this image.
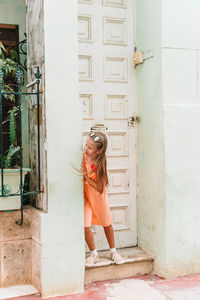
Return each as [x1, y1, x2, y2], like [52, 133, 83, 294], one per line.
[81, 161, 103, 193]
[80, 161, 87, 175]
[81, 162, 91, 183]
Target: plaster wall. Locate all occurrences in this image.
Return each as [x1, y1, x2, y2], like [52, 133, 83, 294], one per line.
[41, 0, 84, 297]
[136, 0, 166, 275]
[0, 0, 29, 167]
[0, 0, 26, 50]
[137, 0, 200, 279]
[162, 0, 200, 277]
[26, 0, 47, 210]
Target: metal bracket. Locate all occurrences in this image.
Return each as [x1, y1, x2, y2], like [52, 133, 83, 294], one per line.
[133, 52, 143, 65]
[133, 50, 154, 66]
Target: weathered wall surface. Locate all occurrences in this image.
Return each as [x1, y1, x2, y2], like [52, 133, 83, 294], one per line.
[0, 207, 40, 289]
[26, 0, 45, 80]
[162, 0, 200, 277]
[136, 0, 166, 276]
[26, 0, 47, 210]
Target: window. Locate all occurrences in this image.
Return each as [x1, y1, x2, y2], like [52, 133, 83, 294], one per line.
[0, 24, 19, 151]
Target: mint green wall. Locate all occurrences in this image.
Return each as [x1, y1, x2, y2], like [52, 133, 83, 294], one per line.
[0, 0, 26, 42]
[162, 0, 200, 277]
[136, 0, 166, 275]
[40, 0, 84, 296]
[136, 0, 200, 278]
[0, 0, 29, 167]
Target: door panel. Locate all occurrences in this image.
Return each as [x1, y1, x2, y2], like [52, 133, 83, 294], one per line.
[78, 0, 137, 250]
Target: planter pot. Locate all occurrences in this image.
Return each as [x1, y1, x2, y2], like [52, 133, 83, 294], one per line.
[0, 168, 30, 211]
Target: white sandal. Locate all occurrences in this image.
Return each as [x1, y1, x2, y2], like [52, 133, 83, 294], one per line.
[110, 252, 124, 264]
[85, 253, 99, 267]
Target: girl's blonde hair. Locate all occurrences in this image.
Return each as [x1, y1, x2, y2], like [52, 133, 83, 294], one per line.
[90, 131, 108, 187]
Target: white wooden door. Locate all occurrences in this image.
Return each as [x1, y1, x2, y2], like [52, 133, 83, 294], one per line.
[78, 0, 137, 250]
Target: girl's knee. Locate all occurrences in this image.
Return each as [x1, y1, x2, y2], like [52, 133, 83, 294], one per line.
[104, 224, 112, 230]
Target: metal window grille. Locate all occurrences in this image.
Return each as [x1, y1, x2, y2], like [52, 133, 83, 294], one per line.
[0, 66, 42, 225]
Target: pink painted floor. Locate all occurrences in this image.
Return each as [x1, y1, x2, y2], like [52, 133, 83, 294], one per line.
[8, 274, 200, 300]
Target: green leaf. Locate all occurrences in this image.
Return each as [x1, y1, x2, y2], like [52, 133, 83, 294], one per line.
[9, 109, 16, 145]
[4, 145, 20, 168]
[1, 84, 15, 102]
[0, 42, 6, 59]
[0, 42, 6, 52]
[9, 49, 18, 62]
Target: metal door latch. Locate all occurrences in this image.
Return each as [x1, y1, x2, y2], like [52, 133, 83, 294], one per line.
[91, 124, 108, 131]
[128, 114, 140, 128]
[133, 50, 154, 66]
[133, 52, 143, 65]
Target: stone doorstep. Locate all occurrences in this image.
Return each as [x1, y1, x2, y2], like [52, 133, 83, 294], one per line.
[85, 247, 154, 285]
[0, 284, 39, 299]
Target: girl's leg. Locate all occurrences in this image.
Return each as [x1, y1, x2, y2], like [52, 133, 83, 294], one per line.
[104, 225, 124, 264]
[84, 227, 96, 251]
[104, 225, 115, 248]
[85, 227, 99, 267]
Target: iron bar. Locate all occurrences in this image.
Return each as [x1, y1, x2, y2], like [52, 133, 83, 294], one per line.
[0, 190, 41, 197]
[10, 37, 27, 54]
[35, 67, 41, 191]
[0, 68, 4, 197]
[2, 92, 42, 95]
[10, 37, 27, 71]
[16, 67, 23, 225]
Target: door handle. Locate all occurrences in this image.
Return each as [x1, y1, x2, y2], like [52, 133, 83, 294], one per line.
[128, 114, 140, 128]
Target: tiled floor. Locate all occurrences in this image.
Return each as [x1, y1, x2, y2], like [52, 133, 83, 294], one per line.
[4, 273, 200, 300]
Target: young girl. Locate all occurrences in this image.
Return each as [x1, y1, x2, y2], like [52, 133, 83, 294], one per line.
[81, 131, 124, 267]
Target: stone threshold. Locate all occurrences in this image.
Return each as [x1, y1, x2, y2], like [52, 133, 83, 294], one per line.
[0, 284, 39, 299]
[85, 246, 153, 269]
[85, 247, 154, 285]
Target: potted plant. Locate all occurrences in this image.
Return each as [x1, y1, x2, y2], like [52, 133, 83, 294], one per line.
[0, 41, 30, 210]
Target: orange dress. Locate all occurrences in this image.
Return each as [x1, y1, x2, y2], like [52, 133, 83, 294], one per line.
[83, 152, 112, 227]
